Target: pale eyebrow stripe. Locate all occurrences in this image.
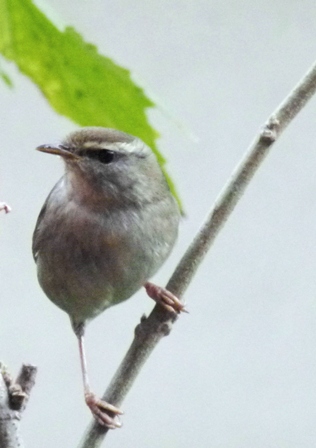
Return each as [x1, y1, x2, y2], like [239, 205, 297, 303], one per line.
[82, 141, 107, 149]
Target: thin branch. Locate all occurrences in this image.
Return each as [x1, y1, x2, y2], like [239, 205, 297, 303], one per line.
[0, 364, 37, 448]
[78, 60, 316, 448]
[0, 202, 11, 214]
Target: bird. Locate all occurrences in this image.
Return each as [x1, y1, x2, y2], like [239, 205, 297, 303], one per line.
[32, 127, 184, 428]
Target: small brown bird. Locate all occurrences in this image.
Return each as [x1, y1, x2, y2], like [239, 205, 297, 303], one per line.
[33, 127, 184, 427]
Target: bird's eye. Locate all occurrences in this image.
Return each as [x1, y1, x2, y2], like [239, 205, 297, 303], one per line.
[88, 150, 116, 164]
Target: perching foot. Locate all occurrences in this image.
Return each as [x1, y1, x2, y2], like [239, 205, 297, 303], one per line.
[85, 392, 123, 429]
[145, 282, 188, 314]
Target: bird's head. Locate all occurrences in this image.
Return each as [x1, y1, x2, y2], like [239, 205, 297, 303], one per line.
[36, 127, 170, 207]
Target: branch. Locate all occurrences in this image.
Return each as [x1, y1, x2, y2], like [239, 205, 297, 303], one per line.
[78, 60, 316, 448]
[0, 364, 37, 448]
[0, 203, 11, 214]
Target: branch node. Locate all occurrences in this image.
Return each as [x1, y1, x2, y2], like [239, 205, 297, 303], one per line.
[134, 315, 147, 337]
[140, 313, 147, 324]
[8, 385, 27, 411]
[157, 321, 173, 337]
[260, 116, 280, 143]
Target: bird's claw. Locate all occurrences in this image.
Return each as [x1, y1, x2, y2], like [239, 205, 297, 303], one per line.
[145, 282, 188, 314]
[85, 392, 123, 429]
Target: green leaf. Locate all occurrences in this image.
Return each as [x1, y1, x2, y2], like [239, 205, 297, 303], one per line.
[0, 69, 13, 87]
[0, 0, 181, 208]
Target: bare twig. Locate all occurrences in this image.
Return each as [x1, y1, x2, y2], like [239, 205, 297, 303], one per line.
[0, 364, 37, 448]
[78, 60, 316, 448]
[0, 202, 11, 214]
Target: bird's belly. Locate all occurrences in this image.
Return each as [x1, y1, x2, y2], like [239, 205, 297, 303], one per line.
[36, 211, 169, 323]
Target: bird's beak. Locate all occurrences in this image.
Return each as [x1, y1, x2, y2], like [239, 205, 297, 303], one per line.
[36, 144, 80, 160]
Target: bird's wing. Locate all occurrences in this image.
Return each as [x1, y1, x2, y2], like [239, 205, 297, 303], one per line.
[33, 177, 66, 262]
[32, 199, 48, 262]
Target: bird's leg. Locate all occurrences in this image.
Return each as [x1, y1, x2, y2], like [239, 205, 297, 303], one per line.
[144, 282, 188, 314]
[74, 322, 123, 429]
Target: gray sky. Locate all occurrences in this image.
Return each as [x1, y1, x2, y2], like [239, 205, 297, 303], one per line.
[1, 1, 316, 447]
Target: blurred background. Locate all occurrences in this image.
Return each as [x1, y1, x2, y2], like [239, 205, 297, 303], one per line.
[1, 0, 316, 447]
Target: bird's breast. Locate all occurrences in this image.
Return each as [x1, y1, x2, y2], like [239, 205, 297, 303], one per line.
[34, 191, 178, 323]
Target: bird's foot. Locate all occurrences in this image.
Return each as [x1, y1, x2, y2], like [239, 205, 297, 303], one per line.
[85, 392, 123, 429]
[145, 282, 188, 314]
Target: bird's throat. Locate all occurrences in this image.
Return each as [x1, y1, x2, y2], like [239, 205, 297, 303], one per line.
[65, 170, 113, 209]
